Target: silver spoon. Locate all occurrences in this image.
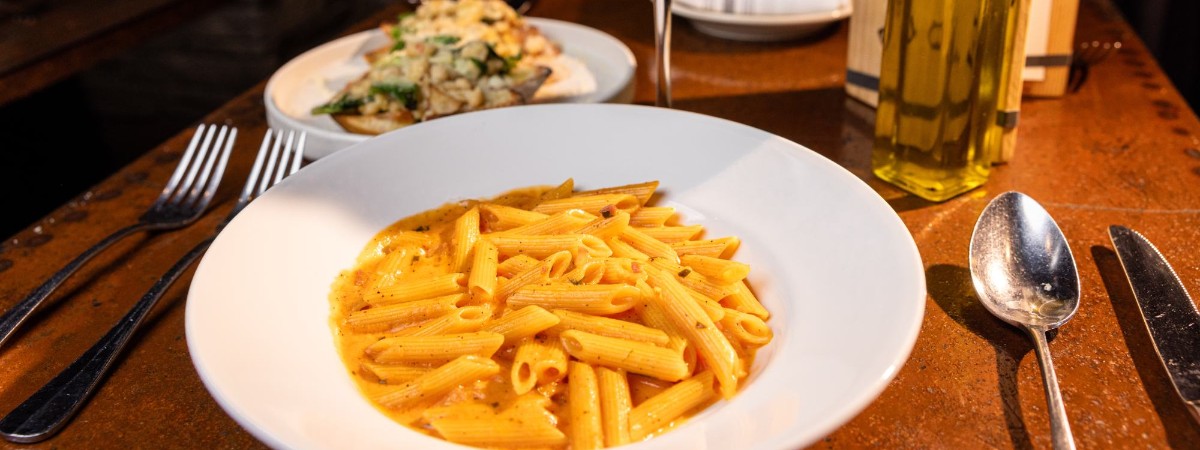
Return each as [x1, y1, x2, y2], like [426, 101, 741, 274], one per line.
[969, 191, 1079, 450]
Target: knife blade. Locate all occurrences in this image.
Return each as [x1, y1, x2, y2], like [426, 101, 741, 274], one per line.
[1108, 225, 1200, 424]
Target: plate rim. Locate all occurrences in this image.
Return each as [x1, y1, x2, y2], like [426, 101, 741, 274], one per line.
[672, 1, 853, 26]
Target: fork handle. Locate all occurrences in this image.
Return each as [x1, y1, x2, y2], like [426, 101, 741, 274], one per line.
[0, 223, 149, 350]
[0, 236, 214, 443]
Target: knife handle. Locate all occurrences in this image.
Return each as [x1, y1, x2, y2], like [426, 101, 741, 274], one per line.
[1026, 326, 1076, 450]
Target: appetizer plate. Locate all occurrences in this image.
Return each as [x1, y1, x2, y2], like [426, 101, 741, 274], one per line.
[187, 104, 925, 450]
[673, 1, 852, 42]
[265, 17, 636, 160]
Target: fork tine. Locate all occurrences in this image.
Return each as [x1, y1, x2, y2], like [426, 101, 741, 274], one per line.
[240, 129, 274, 204]
[290, 132, 307, 174]
[181, 126, 230, 208]
[156, 125, 207, 205]
[273, 131, 296, 185]
[171, 125, 222, 205]
[258, 129, 285, 195]
[187, 128, 237, 213]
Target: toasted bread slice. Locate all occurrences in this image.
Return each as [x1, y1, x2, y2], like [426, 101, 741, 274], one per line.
[332, 110, 417, 135]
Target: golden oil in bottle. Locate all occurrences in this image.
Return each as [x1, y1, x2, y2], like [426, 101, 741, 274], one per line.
[872, 0, 1024, 202]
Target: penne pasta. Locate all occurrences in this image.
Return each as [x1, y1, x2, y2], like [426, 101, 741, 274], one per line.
[597, 257, 648, 285]
[721, 279, 770, 320]
[669, 236, 741, 259]
[648, 256, 733, 300]
[576, 181, 659, 206]
[560, 259, 606, 285]
[606, 236, 650, 261]
[569, 361, 604, 450]
[512, 336, 569, 394]
[363, 273, 467, 306]
[629, 371, 717, 440]
[357, 362, 431, 385]
[573, 210, 631, 241]
[468, 239, 500, 301]
[398, 305, 492, 337]
[509, 283, 640, 315]
[489, 233, 612, 260]
[431, 416, 566, 448]
[644, 265, 740, 399]
[479, 203, 549, 232]
[375, 355, 500, 409]
[619, 227, 679, 263]
[548, 309, 670, 346]
[533, 193, 640, 217]
[559, 330, 688, 382]
[635, 225, 705, 243]
[628, 206, 675, 228]
[502, 209, 597, 236]
[719, 308, 773, 347]
[367, 331, 504, 363]
[540, 178, 575, 201]
[481, 305, 561, 345]
[496, 253, 539, 278]
[494, 251, 572, 301]
[451, 207, 480, 273]
[343, 293, 465, 333]
[596, 367, 632, 446]
[680, 254, 750, 285]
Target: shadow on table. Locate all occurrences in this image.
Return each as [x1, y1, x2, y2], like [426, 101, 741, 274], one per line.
[926, 263, 1036, 450]
[1091, 246, 1200, 445]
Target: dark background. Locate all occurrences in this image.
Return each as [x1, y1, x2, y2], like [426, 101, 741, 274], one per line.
[0, 0, 1197, 239]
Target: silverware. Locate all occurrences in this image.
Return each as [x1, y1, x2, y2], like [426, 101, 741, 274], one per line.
[0, 124, 236, 351]
[1108, 225, 1200, 424]
[653, 0, 674, 107]
[970, 192, 1080, 450]
[0, 129, 305, 444]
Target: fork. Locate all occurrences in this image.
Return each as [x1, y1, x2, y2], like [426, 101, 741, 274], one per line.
[0, 129, 305, 444]
[0, 124, 237, 351]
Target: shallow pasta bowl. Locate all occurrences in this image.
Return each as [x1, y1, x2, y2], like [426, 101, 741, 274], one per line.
[186, 104, 925, 449]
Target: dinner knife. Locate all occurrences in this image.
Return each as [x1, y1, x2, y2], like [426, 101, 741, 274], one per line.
[1108, 225, 1200, 424]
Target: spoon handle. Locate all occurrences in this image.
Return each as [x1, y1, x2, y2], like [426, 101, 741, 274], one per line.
[1026, 326, 1076, 450]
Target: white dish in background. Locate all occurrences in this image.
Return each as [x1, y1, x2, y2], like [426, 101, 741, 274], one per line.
[187, 104, 925, 450]
[674, 1, 852, 42]
[264, 18, 636, 160]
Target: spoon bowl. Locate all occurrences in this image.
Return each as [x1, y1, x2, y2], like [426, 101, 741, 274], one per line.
[969, 191, 1080, 450]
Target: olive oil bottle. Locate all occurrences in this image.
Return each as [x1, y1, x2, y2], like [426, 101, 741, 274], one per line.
[872, 0, 1025, 201]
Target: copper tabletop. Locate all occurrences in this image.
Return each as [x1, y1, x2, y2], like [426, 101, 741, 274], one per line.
[2, 0, 1199, 448]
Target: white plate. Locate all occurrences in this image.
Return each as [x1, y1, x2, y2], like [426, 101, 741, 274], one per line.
[264, 18, 637, 160]
[187, 104, 925, 450]
[674, 2, 852, 42]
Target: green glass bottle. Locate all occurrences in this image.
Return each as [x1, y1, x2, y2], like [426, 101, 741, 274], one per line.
[872, 0, 1025, 202]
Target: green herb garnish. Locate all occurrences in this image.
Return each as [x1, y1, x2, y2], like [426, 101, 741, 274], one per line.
[369, 82, 420, 109]
[310, 95, 363, 115]
[427, 35, 461, 45]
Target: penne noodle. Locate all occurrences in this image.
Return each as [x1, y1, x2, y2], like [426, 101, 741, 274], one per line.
[451, 207, 481, 273]
[367, 331, 505, 363]
[559, 330, 689, 382]
[577, 181, 659, 206]
[573, 210, 631, 241]
[628, 206, 675, 228]
[468, 239, 500, 301]
[684, 285, 727, 322]
[481, 305, 561, 345]
[479, 203, 549, 232]
[358, 362, 431, 385]
[489, 234, 612, 260]
[548, 309, 670, 346]
[509, 283, 640, 315]
[639, 301, 698, 377]
[363, 273, 467, 306]
[494, 251, 572, 301]
[512, 336, 569, 394]
[533, 193, 640, 217]
[680, 254, 750, 285]
[560, 259, 606, 285]
[399, 305, 493, 337]
[596, 367, 632, 446]
[502, 209, 597, 236]
[720, 308, 773, 347]
[635, 225, 705, 243]
[568, 362, 604, 450]
[644, 265, 740, 398]
[670, 236, 741, 259]
[431, 417, 566, 448]
[721, 279, 770, 320]
[607, 236, 650, 260]
[620, 227, 679, 263]
[597, 257, 648, 285]
[343, 293, 465, 332]
[496, 254, 539, 278]
[540, 178, 575, 202]
[629, 371, 717, 441]
[649, 256, 733, 300]
[375, 355, 500, 409]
